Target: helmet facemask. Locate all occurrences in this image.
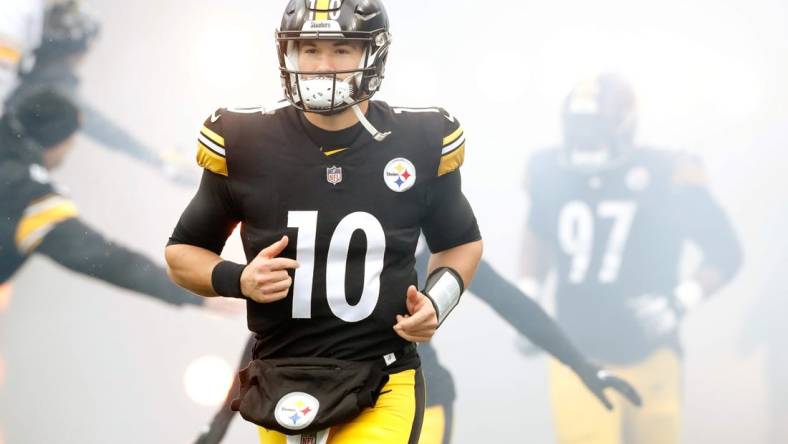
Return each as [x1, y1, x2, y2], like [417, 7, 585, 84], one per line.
[276, 28, 391, 115]
[561, 74, 637, 172]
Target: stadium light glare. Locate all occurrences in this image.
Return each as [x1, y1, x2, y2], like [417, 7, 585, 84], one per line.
[183, 355, 234, 407]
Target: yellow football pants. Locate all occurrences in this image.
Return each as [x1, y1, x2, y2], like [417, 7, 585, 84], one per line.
[549, 348, 681, 444]
[259, 368, 425, 444]
[418, 405, 450, 444]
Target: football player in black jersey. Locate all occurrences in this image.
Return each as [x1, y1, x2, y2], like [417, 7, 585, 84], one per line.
[165, 1, 483, 443]
[520, 74, 743, 444]
[4, 0, 197, 186]
[0, 90, 204, 310]
[193, 244, 643, 444]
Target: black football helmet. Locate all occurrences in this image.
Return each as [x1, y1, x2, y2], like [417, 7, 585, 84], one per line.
[39, 1, 101, 56]
[276, 0, 391, 114]
[561, 73, 637, 171]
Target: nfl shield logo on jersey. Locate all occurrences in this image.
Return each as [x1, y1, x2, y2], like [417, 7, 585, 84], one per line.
[326, 166, 343, 185]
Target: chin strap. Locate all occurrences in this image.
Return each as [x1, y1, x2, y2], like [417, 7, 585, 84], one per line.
[350, 103, 390, 142]
[343, 71, 389, 142]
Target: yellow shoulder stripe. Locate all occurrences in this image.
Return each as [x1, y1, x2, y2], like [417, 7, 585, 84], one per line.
[442, 126, 464, 146]
[0, 43, 22, 65]
[15, 195, 79, 253]
[201, 125, 225, 147]
[438, 143, 465, 176]
[197, 142, 228, 176]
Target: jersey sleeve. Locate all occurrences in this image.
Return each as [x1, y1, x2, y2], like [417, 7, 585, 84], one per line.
[168, 169, 241, 255]
[420, 170, 481, 253]
[435, 108, 466, 177]
[9, 163, 79, 255]
[671, 154, 743, 281]
[196, 108, 229, 176]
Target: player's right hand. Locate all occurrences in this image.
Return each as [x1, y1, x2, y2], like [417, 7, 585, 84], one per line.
[240, 236, 299, 303]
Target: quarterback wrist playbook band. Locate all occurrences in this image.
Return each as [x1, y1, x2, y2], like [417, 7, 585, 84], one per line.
[422, 267, 465, 326]
[211, 260, 246, 299]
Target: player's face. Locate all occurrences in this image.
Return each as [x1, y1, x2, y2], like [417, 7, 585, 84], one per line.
[297, 40, 365, 79]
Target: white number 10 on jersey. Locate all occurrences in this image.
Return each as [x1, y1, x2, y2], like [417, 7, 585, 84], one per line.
[288, 211, 386, 322]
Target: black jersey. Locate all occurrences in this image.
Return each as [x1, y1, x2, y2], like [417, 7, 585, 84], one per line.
[526, 148, 741, 363]
[170, 101, 480, 366]
[0, 154, 202, 306]
[0, 158, 79, 283]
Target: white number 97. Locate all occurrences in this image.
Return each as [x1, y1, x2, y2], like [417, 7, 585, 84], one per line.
[558, 200, 636, 284]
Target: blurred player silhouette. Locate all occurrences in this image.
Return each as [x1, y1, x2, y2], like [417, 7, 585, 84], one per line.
[4, 0, 197, 185]
[1, 89, 204, 309]
[520, 73, 743, 444]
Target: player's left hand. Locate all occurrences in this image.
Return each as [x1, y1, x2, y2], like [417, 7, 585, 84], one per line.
[573, 362, 643, 410]
[393, 285, 438, 342]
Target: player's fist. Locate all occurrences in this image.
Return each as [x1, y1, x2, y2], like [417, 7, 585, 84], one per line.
[393, 285, 438, 343]
[241, 236, 299, 303]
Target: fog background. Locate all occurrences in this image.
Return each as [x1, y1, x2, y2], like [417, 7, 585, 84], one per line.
[2, 0, 786, 442]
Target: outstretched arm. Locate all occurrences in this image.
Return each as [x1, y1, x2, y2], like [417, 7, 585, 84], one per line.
[470, 258, 641, 409]
[37, 217, 203, 307]
[80, 102, 198, 186]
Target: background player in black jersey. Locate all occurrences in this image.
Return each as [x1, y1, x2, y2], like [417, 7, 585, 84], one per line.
[166, 1, 483, 443]
[0, 89, 204, 311]
[192, 245, 642, 444]
[4, 0, 197, 186]
[520, 74, 743, 444]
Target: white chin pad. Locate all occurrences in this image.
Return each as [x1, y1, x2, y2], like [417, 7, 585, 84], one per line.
[299, 76, 353, 109]
[570, 148, 611, 167]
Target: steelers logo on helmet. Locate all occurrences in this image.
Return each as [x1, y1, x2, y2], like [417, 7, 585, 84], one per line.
[274, 391, 320, 431]
[276, 0, 392, 115]
[384, 158, 416, 192]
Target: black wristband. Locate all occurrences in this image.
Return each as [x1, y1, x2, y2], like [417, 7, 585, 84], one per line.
[211, 261, 246, 299]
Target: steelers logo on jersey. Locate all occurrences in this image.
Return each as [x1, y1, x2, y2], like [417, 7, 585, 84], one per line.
[383, 158, 416, 192]
[274, 392, 320, 431]
[626, 166, 651, 191]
